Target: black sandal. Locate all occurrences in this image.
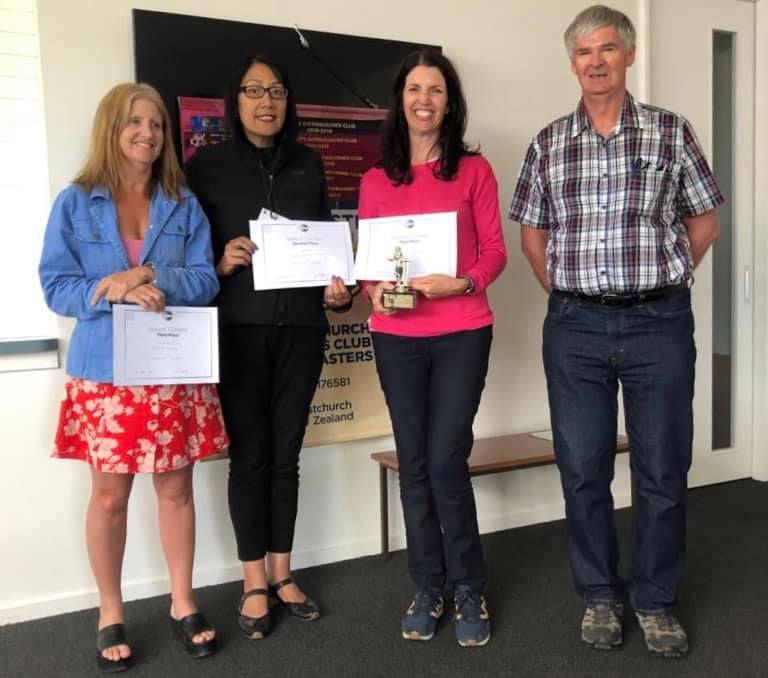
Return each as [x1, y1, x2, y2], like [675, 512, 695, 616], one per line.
[96, 623, 132, 673]
[238, 588, 272, 639]
[270, 577, 321, 621]
[170, 612, 217, 658]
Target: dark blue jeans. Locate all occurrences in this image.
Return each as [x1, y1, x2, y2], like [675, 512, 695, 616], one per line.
[372, 327, 492, 594]
[543, 289, 695, 613]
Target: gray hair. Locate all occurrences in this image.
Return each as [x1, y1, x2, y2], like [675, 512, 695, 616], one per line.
[564, 5, 636, 56]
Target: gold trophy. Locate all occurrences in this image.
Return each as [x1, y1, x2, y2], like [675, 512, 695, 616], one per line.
[382, 246, 417, 310]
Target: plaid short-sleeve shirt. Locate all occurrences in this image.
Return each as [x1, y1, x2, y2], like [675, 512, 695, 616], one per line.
[508, 93, 723, 294]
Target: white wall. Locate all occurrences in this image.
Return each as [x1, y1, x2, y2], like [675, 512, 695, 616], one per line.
[0, 0, 640, 623]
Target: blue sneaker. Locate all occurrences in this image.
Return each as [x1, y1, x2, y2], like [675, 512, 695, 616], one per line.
[453, 585, 490, 647]
[401, 589, 444, 640]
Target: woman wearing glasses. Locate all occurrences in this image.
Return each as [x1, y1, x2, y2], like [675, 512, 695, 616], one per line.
[186, 55, 350, 640]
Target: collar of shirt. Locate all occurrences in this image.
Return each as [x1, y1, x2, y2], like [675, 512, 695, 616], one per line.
[570, 91, 649, 140]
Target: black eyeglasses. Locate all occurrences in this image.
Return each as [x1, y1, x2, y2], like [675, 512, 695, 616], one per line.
[239, 85, 289, 100]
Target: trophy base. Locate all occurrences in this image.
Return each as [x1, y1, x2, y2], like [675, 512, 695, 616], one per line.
[382, 289, 417, 310]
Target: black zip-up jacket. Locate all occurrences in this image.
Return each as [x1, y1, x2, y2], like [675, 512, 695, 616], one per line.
[186, 136, 332, 327]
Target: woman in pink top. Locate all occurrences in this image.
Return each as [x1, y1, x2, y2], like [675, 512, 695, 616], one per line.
[358, 50, 506, 647]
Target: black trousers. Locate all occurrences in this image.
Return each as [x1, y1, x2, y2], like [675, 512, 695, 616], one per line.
[372, 326, 492, 593]
[219, 324, 326, 561]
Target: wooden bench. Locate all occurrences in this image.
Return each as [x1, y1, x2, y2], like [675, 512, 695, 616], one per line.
[371, 432, 630, 557]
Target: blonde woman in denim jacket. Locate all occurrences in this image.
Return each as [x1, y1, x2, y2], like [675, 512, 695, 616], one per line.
[39, 83, 228, 672]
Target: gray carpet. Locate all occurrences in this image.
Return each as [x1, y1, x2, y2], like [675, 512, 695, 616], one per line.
[1, 479, 766, 677]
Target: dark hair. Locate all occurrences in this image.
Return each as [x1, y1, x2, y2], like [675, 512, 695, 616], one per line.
[225, 54, 298, 146]
[380, 49, 476, 185]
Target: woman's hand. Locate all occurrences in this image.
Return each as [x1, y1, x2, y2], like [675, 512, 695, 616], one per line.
[217, 237, 257, 276]
[92, 266, 152, 305]
[409, 274, 468, 299]
[323, 276, 352, 309]
[370, 280, 397, 315]
[124, 284, 166, 312]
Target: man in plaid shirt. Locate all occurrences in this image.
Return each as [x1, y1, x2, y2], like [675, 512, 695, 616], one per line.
[508, 5, 722, 658]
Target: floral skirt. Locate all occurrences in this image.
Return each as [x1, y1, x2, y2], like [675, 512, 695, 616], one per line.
[53, 378, 230, 474]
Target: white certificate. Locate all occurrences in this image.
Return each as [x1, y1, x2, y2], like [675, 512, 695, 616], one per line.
[249, 219, 355, 290]
[112, 305, 219, 386]
[354, 212, 457, 280]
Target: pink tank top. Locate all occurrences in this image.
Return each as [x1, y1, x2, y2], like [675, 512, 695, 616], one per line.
[123, 238, 143, 267]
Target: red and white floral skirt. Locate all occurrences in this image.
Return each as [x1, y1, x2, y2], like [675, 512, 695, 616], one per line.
[53, 378, 230, 474]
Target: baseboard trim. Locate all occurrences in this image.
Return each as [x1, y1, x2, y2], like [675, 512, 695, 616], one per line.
[0, 495, 631, 626]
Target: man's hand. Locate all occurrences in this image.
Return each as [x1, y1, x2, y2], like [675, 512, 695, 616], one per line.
[683, 209, 720, 268]
[520, 226, 552, 293]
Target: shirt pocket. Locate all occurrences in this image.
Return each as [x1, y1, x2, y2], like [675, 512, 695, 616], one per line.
[625, 159, 681, 223]
[152, 221, 187, 266]
[72, 219, 114, 278]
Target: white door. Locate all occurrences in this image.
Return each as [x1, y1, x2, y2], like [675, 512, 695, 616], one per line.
[648, 0, 754, 485]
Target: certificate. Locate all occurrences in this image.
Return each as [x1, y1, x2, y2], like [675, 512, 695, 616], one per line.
[256, 207, 290, 222]
[249, 219, 355, 290]
[112, 305, 219, 386]
[353, 212, 457, 280]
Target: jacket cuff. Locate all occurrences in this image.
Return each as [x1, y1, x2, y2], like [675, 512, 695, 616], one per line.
[151, 264, 176, 298]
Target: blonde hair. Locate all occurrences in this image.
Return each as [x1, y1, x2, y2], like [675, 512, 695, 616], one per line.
[74, 82, 185, 200]
[564, 5, 636, 56]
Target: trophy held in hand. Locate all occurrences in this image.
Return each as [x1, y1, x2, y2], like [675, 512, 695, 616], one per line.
[382, 246, 417, 310]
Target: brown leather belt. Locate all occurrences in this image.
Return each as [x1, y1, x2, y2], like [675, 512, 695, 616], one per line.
[553, 282, 689, 307]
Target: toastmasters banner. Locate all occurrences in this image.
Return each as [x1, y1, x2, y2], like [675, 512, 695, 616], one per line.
[297, 105, 391, 446]
[302, 293, 389, 447]
[296, 104, 387, 212]
[178, 98, 391, 446]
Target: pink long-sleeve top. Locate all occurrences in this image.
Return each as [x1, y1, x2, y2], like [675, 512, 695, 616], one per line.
[358, 154, 507, 337]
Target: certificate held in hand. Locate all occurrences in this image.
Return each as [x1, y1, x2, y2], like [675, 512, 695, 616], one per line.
[113, 305, 219, 386]
[249, 219, 355, 290]
[354, 212, 458, 284]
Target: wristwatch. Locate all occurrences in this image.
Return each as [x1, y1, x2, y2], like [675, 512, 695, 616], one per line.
[145, 261, 157, 286]
[461, 274, 475, 295]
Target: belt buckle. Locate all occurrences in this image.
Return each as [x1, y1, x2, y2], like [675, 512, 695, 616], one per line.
[600, 292, 622, 305]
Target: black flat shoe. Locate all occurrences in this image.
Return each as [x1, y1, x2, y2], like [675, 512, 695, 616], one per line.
[96, 623, 133, 673]
[238, 589, 272, 639]
[270, 577, 321, 621]
[170, 612, 217, 658]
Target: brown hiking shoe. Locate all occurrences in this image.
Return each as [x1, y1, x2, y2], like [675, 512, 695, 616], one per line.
[635, 611, 689, 657]
[580, 603, 623, 650]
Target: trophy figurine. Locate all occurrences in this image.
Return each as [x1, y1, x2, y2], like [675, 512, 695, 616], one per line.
[382, 246, 417, 310]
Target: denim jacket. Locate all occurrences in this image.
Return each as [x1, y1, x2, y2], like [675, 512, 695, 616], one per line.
[39, 183, 219, 382]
